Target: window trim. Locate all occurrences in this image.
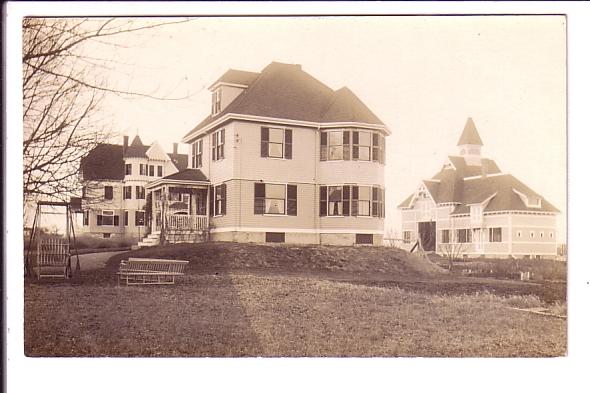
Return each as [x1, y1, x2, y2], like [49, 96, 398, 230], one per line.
[211, 129, 225, 162]
[254, 182, 297, 216]
[104, 185, 113, 200]
[135, 210, 146, 227]
[102, 210, 115, 226]
[192, 139, 203, 168]
[123, 185, 132, 200]
[212, 183, 227, 217]
[489, 227, 502, 243]
[135, 186, 145, 200]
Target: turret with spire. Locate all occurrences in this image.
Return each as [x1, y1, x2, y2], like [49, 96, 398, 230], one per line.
[457, 117, 484, 166]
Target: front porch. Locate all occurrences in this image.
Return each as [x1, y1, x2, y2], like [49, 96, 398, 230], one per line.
[144, 169, 211, 245]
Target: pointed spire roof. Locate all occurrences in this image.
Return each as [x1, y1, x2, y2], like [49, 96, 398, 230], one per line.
[457, 117, 483, 146]
[123, 135, 148, 158]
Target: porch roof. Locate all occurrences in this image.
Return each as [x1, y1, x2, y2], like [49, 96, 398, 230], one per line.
[145, 168, 210, 190]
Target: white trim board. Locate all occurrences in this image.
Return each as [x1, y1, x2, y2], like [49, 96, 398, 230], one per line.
[210, 227, 384, 235]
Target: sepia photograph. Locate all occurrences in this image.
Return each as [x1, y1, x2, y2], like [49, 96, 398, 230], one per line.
[5, 2, 588, 392]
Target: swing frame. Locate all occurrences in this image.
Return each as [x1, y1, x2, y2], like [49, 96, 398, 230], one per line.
[25, 201, 81, 279]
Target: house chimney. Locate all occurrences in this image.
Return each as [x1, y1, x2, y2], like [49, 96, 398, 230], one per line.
[123, 135, 129, 152]
[173, 143, 178, 155]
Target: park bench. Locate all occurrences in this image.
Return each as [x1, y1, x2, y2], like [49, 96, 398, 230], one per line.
[117, 257, 189, 285]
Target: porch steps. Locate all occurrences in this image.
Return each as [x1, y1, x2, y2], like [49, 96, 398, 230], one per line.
[136, 232, 162, 248]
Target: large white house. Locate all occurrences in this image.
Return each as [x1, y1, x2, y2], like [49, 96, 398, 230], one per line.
[398, 118, 560, 259]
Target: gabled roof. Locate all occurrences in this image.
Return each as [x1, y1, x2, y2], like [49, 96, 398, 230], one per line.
[168, 153, 188, 171]
[457, 117, 483, 146]
[161, 168, 209, 182]
[124, 135, 149, 158]
[184, 62, 386, 141]
[209, 69, 260, 89]
[321, 87, 384, 124]
[80, 144, 125, 181]
[81, 141, 188, 181]
[452, 174, 559, 214]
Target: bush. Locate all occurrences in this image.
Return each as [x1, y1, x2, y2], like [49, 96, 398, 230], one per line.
[74, 235, 136, 250]
[452, 257, 566, 281]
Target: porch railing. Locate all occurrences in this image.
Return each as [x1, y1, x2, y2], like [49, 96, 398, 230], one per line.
[165, 215, 209, 231]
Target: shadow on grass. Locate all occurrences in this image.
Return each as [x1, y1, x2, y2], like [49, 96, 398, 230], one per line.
[24, 247, 264, 357]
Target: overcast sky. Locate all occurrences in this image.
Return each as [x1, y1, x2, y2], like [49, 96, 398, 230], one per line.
[91, 16, 566, 239]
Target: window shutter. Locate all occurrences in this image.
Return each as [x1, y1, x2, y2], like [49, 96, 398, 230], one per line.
[114, 214, 120, 227]
[209, 185, 214, 217]
[287, 184, 297, 216]
[319, 186, 327, 216]
[97, 214, 103, 226]
[372, 133, 380, 163]
[285, 129, 293, 159]
[343, 131, 351, 161]
[372, 187, 379, 217]
[351, 186, 359, 216]
[211, 134, 216, 161]
[261, 127, 269, 157]
[320, 133, 327, 161]
[381, 188, 386, 218]
[254, 183, 265, 215]
[381, 136, 386, 165]
[343, 185, 350, 216]
[220, 183, 227, 215]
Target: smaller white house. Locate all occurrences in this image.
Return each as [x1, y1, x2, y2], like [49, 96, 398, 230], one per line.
[79, 135, 188, 241]
[398, 118, 560, 259]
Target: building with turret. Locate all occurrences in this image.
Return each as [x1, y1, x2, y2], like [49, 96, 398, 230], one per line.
[398, 118, 559, 259]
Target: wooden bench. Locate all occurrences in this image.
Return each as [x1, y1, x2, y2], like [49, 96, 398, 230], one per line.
[117, 257, 189, 285]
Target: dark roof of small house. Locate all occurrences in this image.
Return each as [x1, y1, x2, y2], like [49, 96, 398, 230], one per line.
[123, 135, 149, 158]
[457, 117, 484, 146]
[161, 168, 209, 182]
[168, 153, 188, 171]
[210, 69, 260, 88]
[80, 144, 125, 181]
[185, 62, 385, 140]
[81, 142, 188, 181]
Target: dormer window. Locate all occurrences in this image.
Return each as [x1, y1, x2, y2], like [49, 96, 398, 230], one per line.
[212, 89, 222, 115]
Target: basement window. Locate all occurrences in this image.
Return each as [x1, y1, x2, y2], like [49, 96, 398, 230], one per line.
[266, 232, 285, 243]
[355, 234, 373, 245]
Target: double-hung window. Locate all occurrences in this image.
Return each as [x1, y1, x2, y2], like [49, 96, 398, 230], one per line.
[211, 89, 221, 115]
[83, 210, 89, 226]
[209, 183, 227, 216]
[254, 183, 297, 216]
[261, 127, 292, 159]
[136, 186, 145, 200]
[211, 129, 225, 161]
[125, 163, 132, 175]
[104, 186, 113, 200]
[123, 186, 132, 200]
[157, 165, 163, 177]
[457, 229, 472, 243]
[135, 211, 145, 226]
[441, 229, 450, 244]
[98, 210, 118, 226]
[353, 131, 372, 161]
[149, 165, 154, 176]
[192, 139, 203, 168]
[139, 164, 147, 176]
[327, 131, 350, 160]
[489, 227, 502, 242]
[352, 186, 372, 216]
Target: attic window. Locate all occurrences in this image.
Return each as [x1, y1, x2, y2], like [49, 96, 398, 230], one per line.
[211, 89, 222, 115]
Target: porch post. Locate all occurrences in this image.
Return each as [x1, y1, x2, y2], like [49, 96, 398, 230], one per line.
[206, 185, 210, 218]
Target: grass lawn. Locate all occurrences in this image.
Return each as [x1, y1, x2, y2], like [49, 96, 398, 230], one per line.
[24, 243, 567, 357]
